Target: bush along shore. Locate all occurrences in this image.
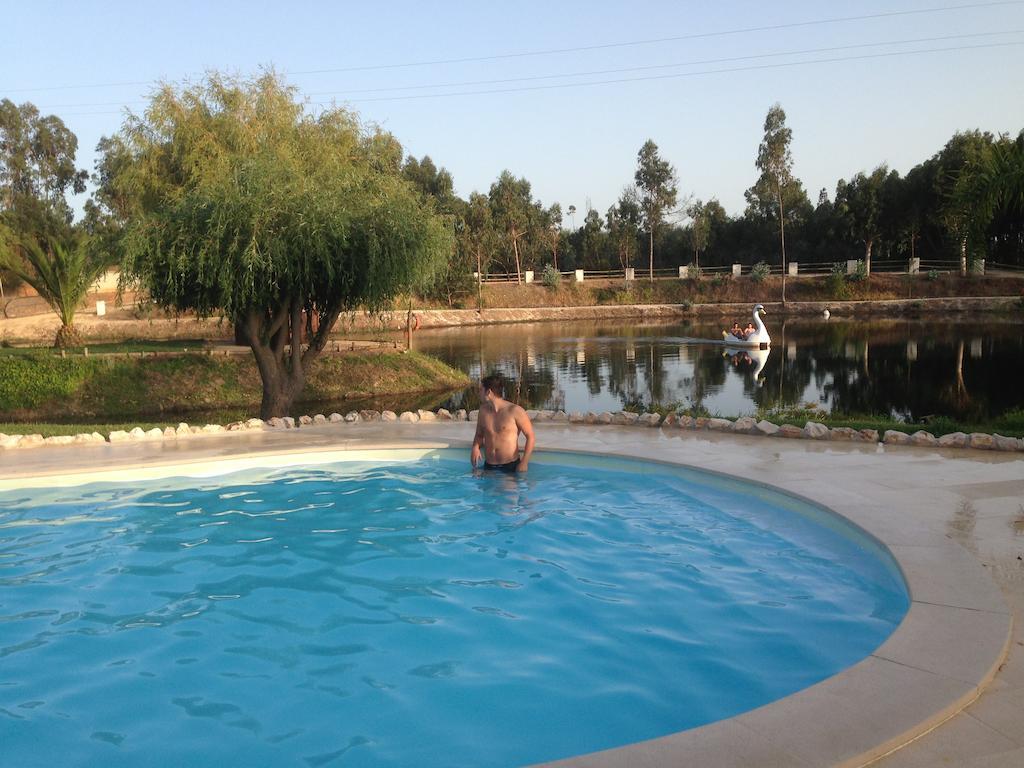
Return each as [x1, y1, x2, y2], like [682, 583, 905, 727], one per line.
[1, 408, 1021, 455]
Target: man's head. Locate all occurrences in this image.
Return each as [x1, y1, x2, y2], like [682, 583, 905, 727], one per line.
[480, 373, 504, 402]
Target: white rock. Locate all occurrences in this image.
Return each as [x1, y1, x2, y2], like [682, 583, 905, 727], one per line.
[44, 435, 75, 446]
[883, 430, 912, 445]
[551, 411, 569, 423]
[329, 413, 344, 423]
[176, 423, 192, 437]
[417, 409, 437, 422]
[910, 430, 938, 447]
[163, 426, 177, 438]
[298, 415, 313, 426]
[803, 421, 830, 440]
[661, 413, 678, 427]
[938, 431, 968, 448]
[756, 420, 780, 436]
[732, 416, 758, 434]
[568, 411, 585, 424]
[707, 418, 733, 432]
[968, 432, 995, 450]
[0, 435, 22, 449]
[313, 414, 328, 425]
[535, 410, 554, 422]
[641, 413, 662, 427]
[91, 432, 105, 443]
[399, 411, 419, 423]
[584, 412, 598, 424]
[73, 433, 94, 445]
[245, 418, 265, 429]
[282, 417, 296, 429]
[455, 409, 468, 421]
[360, 410, 381, 422]
[226, 421, 246, 431]
[129, 427, 147, 440]
[436, 408, 453, 421]
[344, 411, 360, 423]
[468, 410, 479, 422]
[190, 426, 203, 434]
[597, 412, 613, 424]
[109, 430, 131, 443]
[202, 424, 225, 434]
[829, 427, 858, 441]
[993, 433, 1022, 452]
[146, 428, 164, 440]
[525, 410, 539, 420]
[381, 410, 398, 422]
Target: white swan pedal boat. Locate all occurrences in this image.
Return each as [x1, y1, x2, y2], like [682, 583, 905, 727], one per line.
[721, 303, 771, 349]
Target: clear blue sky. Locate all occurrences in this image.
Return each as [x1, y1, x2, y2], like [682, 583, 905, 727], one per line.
[6, 0, 1024, 221]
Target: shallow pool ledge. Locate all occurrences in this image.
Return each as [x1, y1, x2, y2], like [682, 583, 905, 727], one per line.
[0, 422, 1013, 768]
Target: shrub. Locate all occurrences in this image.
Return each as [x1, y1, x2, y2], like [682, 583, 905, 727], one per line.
[826, 262, 851, 299]
[710, 273, 728, 288]
[848, 260, 868, 282]
[541, 264, 561, 290]
[927, 269, 940, 281]
[750, 262, 771, 283]
[686, 263, 702, 280]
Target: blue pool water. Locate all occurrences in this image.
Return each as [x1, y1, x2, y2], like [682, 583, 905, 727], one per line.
[0, 451, 908, 767]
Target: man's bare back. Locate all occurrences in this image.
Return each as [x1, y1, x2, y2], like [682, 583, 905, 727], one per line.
[471, 375, 535, 472]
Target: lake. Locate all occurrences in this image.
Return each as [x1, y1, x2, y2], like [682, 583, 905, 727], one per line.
[401, 316, 1024, 422]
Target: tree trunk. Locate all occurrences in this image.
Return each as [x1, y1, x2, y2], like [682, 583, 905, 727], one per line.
[476, 248, 483, 312]
[648, 229, 654, 282]
[865, 239, 873, 277]
[246, 296, 341, 420]
[512, 235, 522, 285]
[777, 184, 787, 306]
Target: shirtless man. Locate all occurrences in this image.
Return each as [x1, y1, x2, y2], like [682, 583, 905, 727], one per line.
[470, 373, 535, 473]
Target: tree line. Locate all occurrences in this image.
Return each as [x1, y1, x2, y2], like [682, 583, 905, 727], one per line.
[404, 104, 1022, 299]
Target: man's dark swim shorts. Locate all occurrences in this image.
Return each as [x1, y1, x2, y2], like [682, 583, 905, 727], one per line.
[483, 458, 520, 473]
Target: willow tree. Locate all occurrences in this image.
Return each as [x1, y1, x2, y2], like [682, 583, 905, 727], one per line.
[110, 72, 452, 418]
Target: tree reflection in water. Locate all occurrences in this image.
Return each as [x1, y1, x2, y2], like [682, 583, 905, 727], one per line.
[387, 317, 1024, 422]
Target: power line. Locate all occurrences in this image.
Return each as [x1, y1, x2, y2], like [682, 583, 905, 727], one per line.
[48, 40, 1021, 116]
[3, 0, 1021, 94]
[307, 31, 1022, 96]
[338, 41, 1023, 104]
[33, 29, 1024, 109]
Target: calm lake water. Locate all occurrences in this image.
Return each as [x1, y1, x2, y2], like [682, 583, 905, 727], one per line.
[399, 316, 1024, 422]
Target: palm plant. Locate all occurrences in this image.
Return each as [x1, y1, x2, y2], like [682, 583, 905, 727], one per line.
[0, 230, 107, 347]
[954, 132, 1024, 252]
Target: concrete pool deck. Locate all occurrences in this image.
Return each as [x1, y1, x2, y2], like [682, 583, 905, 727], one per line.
[1, 423, 1021, 767]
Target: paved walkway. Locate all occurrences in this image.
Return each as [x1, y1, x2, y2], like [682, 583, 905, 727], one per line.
[2, 422, 1021, 766]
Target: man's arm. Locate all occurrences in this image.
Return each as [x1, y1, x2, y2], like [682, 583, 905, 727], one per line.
[471, 420, 485, 467]
[515, 408, 535, 472]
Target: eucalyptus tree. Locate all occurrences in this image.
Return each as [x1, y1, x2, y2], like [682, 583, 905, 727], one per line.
[634, 140, 678, 281]
[489, 170, 535, 283]
[460, 191, 498, 307]
[685, 198, 726, 270]
[834, 165, 891, 275]
[751, 104, 797, 302]
[0, 99, 89, 299]
[607, 187, 641, 271]
[109, 72, 451, 418]
[951, 131, 1024, 257]
[541, 203, 563, 270]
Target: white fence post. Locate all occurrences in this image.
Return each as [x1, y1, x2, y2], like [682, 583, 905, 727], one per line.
[731, 264, 742, 277]
[524, 270, 534, 284]
[575, 269, 585, 283]
[788, 262, 799, 277]
[846, 260, 858, 275]
[625, 267, 635, 282]
[678, 265, 687, 279]
[971, 259, 985, 276]
[908, 257, 919, 274]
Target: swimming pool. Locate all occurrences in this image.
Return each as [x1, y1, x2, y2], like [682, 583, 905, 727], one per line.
[0, 449, 908, 767]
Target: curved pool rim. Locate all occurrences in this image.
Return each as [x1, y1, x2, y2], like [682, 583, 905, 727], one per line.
[0, 434, 1011, 768]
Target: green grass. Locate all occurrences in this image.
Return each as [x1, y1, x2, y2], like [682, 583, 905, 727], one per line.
[753, 407, 1024, 439]
[0, 350, 469, 425]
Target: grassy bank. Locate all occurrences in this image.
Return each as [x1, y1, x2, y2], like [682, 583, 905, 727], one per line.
[0, 350, 469, 426]
[428, 274, 1024, 310]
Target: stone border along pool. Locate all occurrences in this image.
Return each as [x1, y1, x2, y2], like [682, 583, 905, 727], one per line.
[2, 406, 1022, 454]
[0, 425, 1014, 768]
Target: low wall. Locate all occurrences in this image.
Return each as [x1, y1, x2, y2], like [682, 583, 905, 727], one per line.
[365, 296, 1022, 330]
